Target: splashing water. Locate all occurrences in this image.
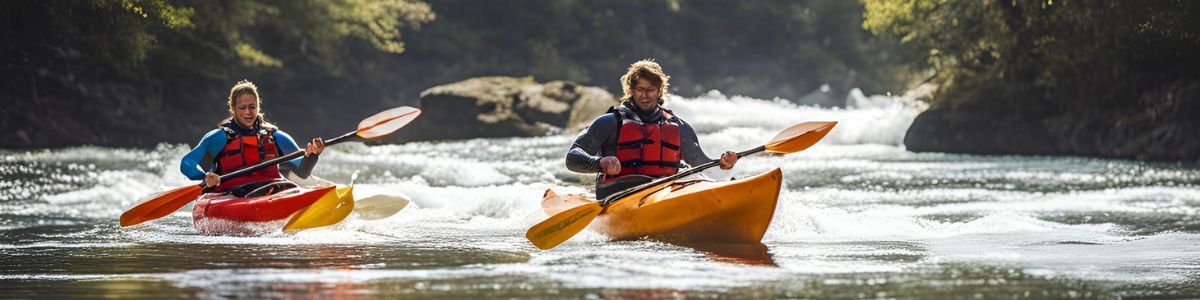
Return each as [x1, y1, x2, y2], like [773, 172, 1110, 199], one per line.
[2, 90, 1197, 298]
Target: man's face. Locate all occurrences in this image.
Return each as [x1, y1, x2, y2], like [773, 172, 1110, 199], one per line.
[632, 77, 661, 112]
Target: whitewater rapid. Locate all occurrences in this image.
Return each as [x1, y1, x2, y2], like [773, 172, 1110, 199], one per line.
[2, 87, 1198, 297]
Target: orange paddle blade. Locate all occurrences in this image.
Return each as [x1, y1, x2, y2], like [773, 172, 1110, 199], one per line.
[119, 185, 203, 227]
[764, 121, 836, 153]
[541, 189, 594, 216]
[357, 107, 421, 139]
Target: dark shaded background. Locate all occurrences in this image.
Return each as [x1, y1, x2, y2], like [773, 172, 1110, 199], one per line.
[3, 0, 1198, 161]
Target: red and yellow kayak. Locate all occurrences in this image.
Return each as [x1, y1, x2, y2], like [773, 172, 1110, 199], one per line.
[544, 168, 783, 244]
[192, 185, 343, 235]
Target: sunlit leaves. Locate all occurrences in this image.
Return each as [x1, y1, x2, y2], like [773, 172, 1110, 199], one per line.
[861, 0, 1200, 111]
[71, 0, 434, 71]
[234, 42, 283, 68]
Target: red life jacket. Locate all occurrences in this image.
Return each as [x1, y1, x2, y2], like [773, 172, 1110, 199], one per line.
[211, 122, 282, 192]
[606, 105, 684, 183]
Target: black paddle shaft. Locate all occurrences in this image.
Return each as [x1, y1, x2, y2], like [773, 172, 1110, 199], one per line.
[599, 145, 766, 205]
[203, 130, 360, 188]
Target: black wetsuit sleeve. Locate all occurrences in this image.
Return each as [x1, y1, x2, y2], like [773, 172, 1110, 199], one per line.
[286, 155, 320, 178]
[676, 118, 716, 167]
[274, 130, 319, 179]
[565, 113, 618, 173]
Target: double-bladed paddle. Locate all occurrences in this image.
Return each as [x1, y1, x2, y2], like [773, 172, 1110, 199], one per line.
[119, 106, 421, 227]
[525, 121, 837, 250]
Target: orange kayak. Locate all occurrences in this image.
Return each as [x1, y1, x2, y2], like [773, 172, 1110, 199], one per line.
[544, 168, 782, 244]
[192, 186, 334, 235]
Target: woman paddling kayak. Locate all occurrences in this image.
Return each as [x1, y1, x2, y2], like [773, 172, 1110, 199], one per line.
[118, 83, 419, 231]
[180, 80, 325, 197]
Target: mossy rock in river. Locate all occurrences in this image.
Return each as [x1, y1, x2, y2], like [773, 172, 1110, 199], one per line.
[384, 76, 616, 143]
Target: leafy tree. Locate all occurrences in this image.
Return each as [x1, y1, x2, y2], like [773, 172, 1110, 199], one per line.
[396, 0, 915, 102]
[864, 0, 1200, 160]
[862, 0, 1200, 112]
[0, 0, 434, 147]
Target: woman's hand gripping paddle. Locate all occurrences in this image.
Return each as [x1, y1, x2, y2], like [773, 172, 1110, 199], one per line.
[524, 121, 837, 250]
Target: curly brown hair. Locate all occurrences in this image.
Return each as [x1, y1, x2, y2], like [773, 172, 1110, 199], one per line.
[619, 59, 671, 105]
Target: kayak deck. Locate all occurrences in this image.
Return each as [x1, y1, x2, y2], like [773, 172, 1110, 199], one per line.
[192, 186, 335, 235]
[543, 168, 783, 244]
[595, 168, 782, 244]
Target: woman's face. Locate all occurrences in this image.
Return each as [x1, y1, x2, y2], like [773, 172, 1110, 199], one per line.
[232, 94, 259, 129]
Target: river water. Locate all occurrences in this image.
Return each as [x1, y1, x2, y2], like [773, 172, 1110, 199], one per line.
[2, 90, 1198, 298]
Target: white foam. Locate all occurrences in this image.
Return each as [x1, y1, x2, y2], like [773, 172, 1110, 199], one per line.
[4, 88, 1199, 291]
[768, 185, 1200, 242]
[667, 87, 927, 147]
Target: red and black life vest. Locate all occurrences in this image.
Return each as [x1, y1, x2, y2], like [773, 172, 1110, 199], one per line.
[211, 122, 282, 192]
[607, 105, 684, 183]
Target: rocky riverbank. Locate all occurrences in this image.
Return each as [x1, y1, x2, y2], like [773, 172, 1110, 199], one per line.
[904, 81, 1200, 162]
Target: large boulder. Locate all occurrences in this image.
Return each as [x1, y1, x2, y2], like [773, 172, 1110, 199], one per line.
[904, 80, 1200, 161]
[385, 76, 616, 143]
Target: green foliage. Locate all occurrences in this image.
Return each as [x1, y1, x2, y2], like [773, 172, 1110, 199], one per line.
[2, 0, 963, 148]
[862, 0, 1200, 112]
[184, 0, 432, 73]
[113, 0, 195, 29]
[0, 0, 434, 147]
[397, 0, 917, 101]
[18, 0, 434, 73]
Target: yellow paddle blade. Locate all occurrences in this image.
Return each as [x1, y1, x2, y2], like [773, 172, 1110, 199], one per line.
[283, 185, 355, 231]
[120, 185, 203, 227]
[354, 194, 410, 221]
[357, 107, 421, 139]
[764, 121, 837, 154]
[526, 201, 601, 250]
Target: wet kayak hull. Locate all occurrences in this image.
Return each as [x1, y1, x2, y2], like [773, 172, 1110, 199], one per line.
[546, 168, 783, 244]
[192, 186, 335, 235]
